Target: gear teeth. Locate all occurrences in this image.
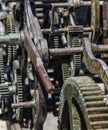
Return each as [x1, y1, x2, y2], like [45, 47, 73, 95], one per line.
[6, 13, 15, 34]
[0, 56, 4, 83]
[80, 87, 100, 91]
[61, 36, 81, 111]
[8, 45, 12, 65]
[90, 121, 108, 129]
[0, 50, 4, 83]
[14, 75, 23, 120]
[47, 68, 54, 84]
[72, 76, 93, 82]
[59, 76, 108, 129]
[78, 83, 96, 88]
[6, 13, 16, 65]
[86, 101, 106, 107]
[13, 45, 17, 60]
[35, 2, 44, 24]
[87, 107, 108, 113]
[84, 95, 104, 101]
[89, 114, 108, 120]
[0, 50, 9, 97]
[81, 91, 102, 96]
[51, 36, 59, 48]
[71, 37, 81, 75]
[17, 75, 23, 103]
[62, 63, 71, 81]
[0, 85, 8, 97]
[53, 87, 61, 116]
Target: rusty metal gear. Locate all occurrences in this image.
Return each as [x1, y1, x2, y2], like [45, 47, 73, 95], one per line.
[62, 36, 81, 78]
[62, 63, 71, 81]
[59, 76, 108, 130]
[71, 37, 81, 76]
[62, 27, 82, 78]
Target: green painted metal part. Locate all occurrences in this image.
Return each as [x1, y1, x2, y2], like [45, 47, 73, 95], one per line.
[59, 76, 108, 130]
[0, 33, 23, 45]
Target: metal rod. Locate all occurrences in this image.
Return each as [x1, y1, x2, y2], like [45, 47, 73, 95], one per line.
[51, 26, 84, 36]
[41, 29, 51, 34]
[12, 101, 35, 108]
[41, 27, 93, 35]
[49, 47, 83, 56]
[0, 32, 23, 45]
[84, 27, 93, 32]
[92, 44, 108, 53]
[49, 44, 108, 56]
[34, 1, 103, 8]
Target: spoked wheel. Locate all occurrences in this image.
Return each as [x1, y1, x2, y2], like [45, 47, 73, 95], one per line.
[59, 76, 108, 130]
[33, 84, 47, 130]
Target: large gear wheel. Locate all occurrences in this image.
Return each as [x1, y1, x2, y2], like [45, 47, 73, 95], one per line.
[59, 76, 108, 130]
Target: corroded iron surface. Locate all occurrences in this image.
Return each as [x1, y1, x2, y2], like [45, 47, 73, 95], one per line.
[0, 0, 108, 130]
[83, 38, 108, 91]
[59, 76, 108, 129]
